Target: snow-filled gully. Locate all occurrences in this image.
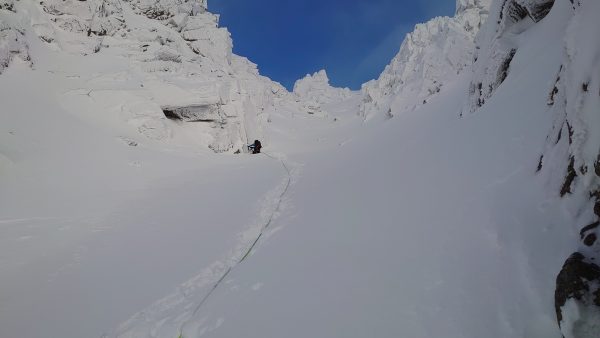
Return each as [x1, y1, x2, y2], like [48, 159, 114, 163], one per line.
[177, 153, 294, 337]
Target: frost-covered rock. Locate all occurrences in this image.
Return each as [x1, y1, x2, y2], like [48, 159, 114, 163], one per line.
[536, 0, 599, 224]
[545, 6, 600, 331]
[1, 0, 293, 153]
[0, 4, 30, 74]
[460, 1, 599, 333]
[359, 0, 491, 120]
[89, 0, 126, 36]
[39, 0, 126, 37]
[466, 0, 554, 112]
[466, 0, 600, 335]
[293, 70, 355, 115]
[129, 0, 207, 20]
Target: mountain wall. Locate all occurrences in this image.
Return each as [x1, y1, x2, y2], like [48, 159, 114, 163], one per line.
[359, 0, 491, 120]
[0, 0, 293, 152]
[358, 0, 599, 335]
[466, 1, 600, 336]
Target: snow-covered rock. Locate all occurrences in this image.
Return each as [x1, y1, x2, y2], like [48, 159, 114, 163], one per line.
[0, 4, 30, 74]
[555, 253, 600, 338]
[464, 0, 599, 334]
[0, 0, 295, 153]
[293, 70, 355, 115]
[129, 0, 207, 20]
[466, 0, 554, 112]
[359, 0, 491, 120]
[542, 1, 600, 335]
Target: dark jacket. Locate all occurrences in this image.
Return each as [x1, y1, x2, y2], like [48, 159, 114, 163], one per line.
[252, 140, 262, 154]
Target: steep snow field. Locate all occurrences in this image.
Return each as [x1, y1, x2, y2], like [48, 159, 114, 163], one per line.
[0, 60, 287, 337]
[1, 0, 599, 337]
[119, 5, 577, 336]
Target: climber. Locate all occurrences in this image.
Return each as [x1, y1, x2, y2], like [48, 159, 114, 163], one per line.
[248, 140, 262, 154]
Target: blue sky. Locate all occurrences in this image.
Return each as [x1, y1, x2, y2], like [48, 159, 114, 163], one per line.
[209, 0, 455, 90]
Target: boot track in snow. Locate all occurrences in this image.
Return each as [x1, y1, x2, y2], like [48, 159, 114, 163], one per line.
[176, 152, 293, 337]
[114, 152, 296, 338]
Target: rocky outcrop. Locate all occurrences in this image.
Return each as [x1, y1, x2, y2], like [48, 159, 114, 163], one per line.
[539, 0, 599, 218]
[359, 0, 491, 120]
[466, 1, 599, 335]
[555, 252, 600, 338]
[162, 104, 221, 122]
[527, 0, 600, 336]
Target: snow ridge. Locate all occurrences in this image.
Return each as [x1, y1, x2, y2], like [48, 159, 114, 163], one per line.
[359, 0, 491, 120]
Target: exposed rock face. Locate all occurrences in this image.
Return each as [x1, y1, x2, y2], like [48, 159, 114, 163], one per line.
[555, 253, 600, 338]
[293, 70, 355, 115]
[162, 104, 221, 122]
[359, 0, 491, 120]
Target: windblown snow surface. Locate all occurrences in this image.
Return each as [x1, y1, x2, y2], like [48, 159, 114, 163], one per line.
[1, 0, 599, 338]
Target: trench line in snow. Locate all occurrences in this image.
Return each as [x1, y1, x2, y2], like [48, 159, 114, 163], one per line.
[178, 152, 292, 336]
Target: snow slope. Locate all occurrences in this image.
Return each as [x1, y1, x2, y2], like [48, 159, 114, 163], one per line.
[117, 1, 598, 338]
[1, 0, 599, 338]
[0, 1, 309, 337]
[0, 57, 291, 338]
[114, 4, 578, 337]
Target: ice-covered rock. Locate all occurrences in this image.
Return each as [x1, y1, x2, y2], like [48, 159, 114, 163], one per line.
[294, 70, 353, 104]
[0, 0, 293, 153]
[544, 6, 600, 333]
[555, 252, 600, 338]
[466, 0, 554, 112]
[359, 0, 491, 120]
[89, 0, 126, 37]
[0, 4, 30, 74]
[129, 0, 207, 20]
[468, 0, 600, 335]
[293, 70, 355, 115]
